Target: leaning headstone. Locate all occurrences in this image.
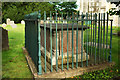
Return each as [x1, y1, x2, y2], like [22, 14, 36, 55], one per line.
[21, 20, 25, 24]
[0, 27, 9, 50]
[2, 23, 6, 27]
[10, 21, 14, 25]
[6, 18, 10, 25]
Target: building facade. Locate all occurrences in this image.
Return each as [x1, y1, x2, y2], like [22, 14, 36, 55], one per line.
[79, 0, 119, 27]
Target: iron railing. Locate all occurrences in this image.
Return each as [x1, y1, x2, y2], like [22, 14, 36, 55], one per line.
[24, 10, 113, 75]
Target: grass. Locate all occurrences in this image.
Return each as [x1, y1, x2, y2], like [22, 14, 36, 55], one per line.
[2, 24, 33, 78]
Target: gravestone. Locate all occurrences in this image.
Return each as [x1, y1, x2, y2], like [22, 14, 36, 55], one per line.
[6, 18, 10, 25]
[2, 23, 6, 27]
[10, 21, 14, 25]
[0, 27, 9, 50]
[21, 20, 25, 24]
[10, 21, 17, 28]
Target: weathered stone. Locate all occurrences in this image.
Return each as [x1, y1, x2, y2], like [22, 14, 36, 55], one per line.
[21, 20, 25, 24]
[0, 27, 9, 50]
[40, 23, 89, 65]
[6, 18, 10, 25]
[10, 21, 14, 25]
[2, 23, 6, 27]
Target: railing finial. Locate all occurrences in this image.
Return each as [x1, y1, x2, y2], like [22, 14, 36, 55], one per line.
[38, 10, 41, 19]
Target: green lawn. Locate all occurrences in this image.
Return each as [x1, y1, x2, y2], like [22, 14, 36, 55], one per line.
[2, 24, 33, 78]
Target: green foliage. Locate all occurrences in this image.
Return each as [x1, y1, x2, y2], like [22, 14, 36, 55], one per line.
[2, 2, 54, 23]
[108, 2, 120, 16]
[2, 2, 78, 23]
[59, 2, 77, 14]
[72, 65, 120, 79]
[51, 2, 77, 18]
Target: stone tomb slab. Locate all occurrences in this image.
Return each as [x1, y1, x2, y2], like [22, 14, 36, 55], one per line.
[40, 23, 89, 65]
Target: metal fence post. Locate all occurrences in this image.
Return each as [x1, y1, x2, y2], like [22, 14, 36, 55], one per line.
[67, 12, 69, 70]
[81, 13, 84, 67]
[76, 11, 79, 68]
[61, 13, 64, 71]
[98, 13, 100, 63]
[109, 20, 113, 62]
[93, 14, 95, 55]
[44, 11, 47, 73]
[50, 11, 53, 72]
[86, 13, 88, 66]
[106, 12, 109, 61]
[38, 10, 42, 75]
[103, 13, 105, 62]
[100, 13, 103, 62]
[91, 13, 93, 62]
[56, 11, 58, 72]
[72, 12, 74, 69]
[94, 13, 97, 64]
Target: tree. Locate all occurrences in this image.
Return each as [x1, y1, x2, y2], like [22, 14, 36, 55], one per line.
[108, 1, 120, 16]
[2, 2, 54, 23]
[51, 2, 77, 18]
[59, 2, 77, 14]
